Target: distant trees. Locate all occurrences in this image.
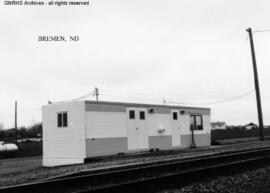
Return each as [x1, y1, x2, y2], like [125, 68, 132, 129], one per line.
[0, 122, 3, 130]
[212, 125, 270, 141]
[225, 125, 244, 130]
[0, 122, 42, 141]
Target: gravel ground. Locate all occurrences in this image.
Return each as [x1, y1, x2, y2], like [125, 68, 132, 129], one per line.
[1, 140, 270, 187]
[159, 166, 270, 193]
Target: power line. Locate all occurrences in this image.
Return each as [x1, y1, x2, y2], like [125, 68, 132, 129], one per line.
[71, 92, 93, 101]
[100, 89, 254, 106]
[166, 90, 254, 106]
[101, 85, 254, 101]
[48, 86, 254, 106]
[253, 29, 270, 33]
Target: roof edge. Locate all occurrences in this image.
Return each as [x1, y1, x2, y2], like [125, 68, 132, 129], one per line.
[84, 100, 210, 110]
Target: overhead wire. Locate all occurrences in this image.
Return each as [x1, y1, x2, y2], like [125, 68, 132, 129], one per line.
[253, 29, 270, 33]
[101, 84, 254, 101]
[166, 89, 254, 106]
[71, 92, 94, 101]
[101, 85, 255, 102]
[42, 27, 265, 106]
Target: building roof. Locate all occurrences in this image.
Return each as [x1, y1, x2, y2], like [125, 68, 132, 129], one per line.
[243, 122, 258, 127]
[211, 121, 226, 127]
[84, 100, 211, 111]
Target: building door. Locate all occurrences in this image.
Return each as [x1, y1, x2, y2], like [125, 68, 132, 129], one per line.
[126, 108, 148, 150]
[171, 110, 181, 147]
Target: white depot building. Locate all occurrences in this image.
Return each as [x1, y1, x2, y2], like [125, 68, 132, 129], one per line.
[42, 100, 211, 166]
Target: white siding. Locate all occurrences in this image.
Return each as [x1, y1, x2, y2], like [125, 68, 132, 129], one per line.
[42, 101, 86, 167]
[126, 107, 148, 150]
[180, 114, 192, 135]
[43, 158, 84, 167]
[147, 113, 171, 136]
[202, 115, 211, 134]
[171, 110, 181, 146]
[86, 111, 127, 138]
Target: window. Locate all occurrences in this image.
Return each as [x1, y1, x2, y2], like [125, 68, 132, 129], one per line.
[196, 115, 203, 130]
[129, 110, 135, 119]
[57, 113, 62, 127]
[190, 115, 195, 130]
[190, 115, 203, 130]
[57, 112, 68, 127]
[173, 112, 178, 120]
[140, 111, 145, 120]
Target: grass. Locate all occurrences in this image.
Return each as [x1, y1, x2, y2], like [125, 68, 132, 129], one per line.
[1, 140, 270, 187]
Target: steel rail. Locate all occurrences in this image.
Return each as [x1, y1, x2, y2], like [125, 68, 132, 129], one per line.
[49, 146, 270, 180]
[82, 156, 270, 193]
[1, 146, 270, 193]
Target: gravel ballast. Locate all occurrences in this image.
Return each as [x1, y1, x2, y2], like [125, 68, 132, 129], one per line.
[1, 140, 270, 187]
[160, 166, 270, 193]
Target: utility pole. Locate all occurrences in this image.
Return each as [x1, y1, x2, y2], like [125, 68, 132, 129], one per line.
[191, 127, 196, 148]
[94, 87, 99, 101]
[190, 116, 196, 148]
[163, 98, 166, 105]
[14, 101, 17, 144]
[246, 27, 264, 141]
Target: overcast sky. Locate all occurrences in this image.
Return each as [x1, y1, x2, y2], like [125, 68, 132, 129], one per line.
[1, 0, 270, 128]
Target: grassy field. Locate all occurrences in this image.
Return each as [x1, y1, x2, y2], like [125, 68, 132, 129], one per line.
[1, 140, 270, 187]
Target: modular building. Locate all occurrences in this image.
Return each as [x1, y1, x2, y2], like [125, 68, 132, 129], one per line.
[42, 101, 211, 167]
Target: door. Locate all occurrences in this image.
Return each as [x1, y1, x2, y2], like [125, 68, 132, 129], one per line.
[126, 108, 148, 150]
[171, 110, 181, 146]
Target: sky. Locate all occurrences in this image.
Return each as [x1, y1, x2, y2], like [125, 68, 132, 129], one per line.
[0, 0, 270, 128]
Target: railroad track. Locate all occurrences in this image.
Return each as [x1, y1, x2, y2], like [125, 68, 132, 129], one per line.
[1, 146, 270, 193]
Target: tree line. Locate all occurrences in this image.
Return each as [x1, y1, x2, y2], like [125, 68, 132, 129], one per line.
[0, 122, 42, 142]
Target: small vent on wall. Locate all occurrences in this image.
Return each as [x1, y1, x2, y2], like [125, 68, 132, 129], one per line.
[157, 128, 165, 134]
[148, 108, 154, 113]
[180, 110, 185, 115]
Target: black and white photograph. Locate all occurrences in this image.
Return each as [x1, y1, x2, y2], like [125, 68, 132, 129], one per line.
[1, 0, 270, 192]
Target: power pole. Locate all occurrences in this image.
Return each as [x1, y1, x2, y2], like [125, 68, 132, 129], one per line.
[246, 27, 264, 141]
[190, 116, 196, 148]
[163, 98, 166, 105]
[191, 127, 196, 148]
[15, 101, 18, 144]
[94, 87, 99, 101]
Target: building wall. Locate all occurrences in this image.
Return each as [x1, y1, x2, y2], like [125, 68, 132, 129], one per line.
[86, 137, 127, 157]
[85, 104, 211, 157]
[180, 114, 211, 147]
[181, 134, 211, 148]
[148, 135, 172, 150]
[126, 107, 149, 150]
[85, 111, 127, 138]
[42, 101, 211, 165]
[180, 115, 211, 135]
[147, 113, 171, 136]
[42, 101, 86, 166]
[85, 106, 128, 157]
[147, 110, 173, 149]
